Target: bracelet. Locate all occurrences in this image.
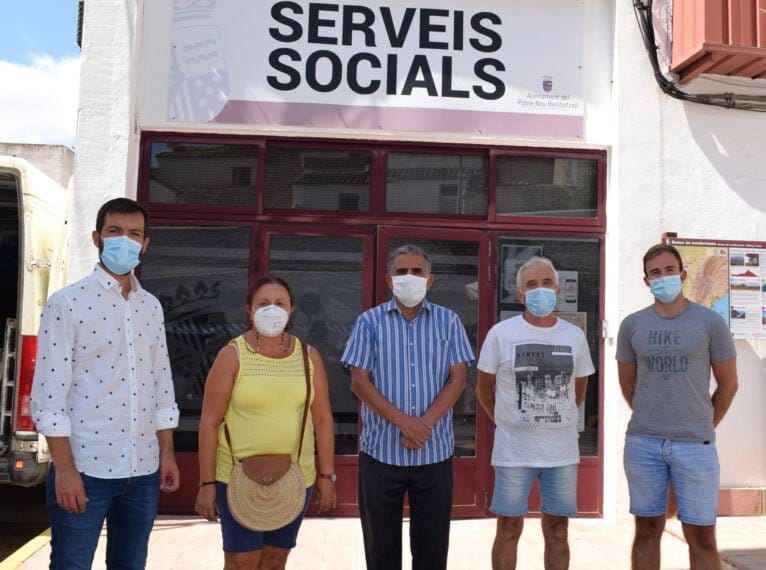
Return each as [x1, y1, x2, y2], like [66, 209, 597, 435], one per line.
[198, 480, 216, 487]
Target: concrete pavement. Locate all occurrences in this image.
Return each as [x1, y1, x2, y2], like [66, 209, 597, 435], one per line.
[9, 515, 766, 569]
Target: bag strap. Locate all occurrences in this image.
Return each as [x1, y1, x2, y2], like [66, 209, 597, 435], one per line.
[223, 337, 312, 465]
[297, 340, 311, 458]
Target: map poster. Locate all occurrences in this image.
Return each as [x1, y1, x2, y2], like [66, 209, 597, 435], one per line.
[665, 237, 766, 340]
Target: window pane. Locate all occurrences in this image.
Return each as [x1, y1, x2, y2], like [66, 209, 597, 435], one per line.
[387, 237, 479, 457]
[268, 235, 365, 455]
[497, 236, 600, 457]
[386, 153, 488, 215]
[140, 226, 251, 451]
[264, 148, 370, 211]
[496, 156, 598, 218]
[148, 143, 258, 205]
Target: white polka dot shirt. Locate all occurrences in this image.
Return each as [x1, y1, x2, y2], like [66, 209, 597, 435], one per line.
[30, 265, 180, 478]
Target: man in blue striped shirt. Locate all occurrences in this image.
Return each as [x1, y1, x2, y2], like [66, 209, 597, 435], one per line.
[342, 244, 475, 570]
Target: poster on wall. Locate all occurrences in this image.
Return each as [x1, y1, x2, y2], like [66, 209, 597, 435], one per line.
[163, 0, 585, 138]
[556, 270, 578, 312]
[665, 237, 766, 339]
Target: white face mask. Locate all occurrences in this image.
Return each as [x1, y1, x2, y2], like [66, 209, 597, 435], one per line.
[391, 274, 428, 308]
[252, 305, 289, 337]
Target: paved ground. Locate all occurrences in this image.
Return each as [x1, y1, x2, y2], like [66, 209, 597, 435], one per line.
[7, 515, 766, 569]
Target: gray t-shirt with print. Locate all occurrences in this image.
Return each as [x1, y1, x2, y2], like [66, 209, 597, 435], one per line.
[616, 301, 736, 442]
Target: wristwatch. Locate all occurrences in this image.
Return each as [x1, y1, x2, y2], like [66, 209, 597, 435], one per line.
[318, 472, 337, 483]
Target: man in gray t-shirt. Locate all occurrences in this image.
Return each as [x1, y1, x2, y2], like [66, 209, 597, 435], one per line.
[616, 243, 737, 570]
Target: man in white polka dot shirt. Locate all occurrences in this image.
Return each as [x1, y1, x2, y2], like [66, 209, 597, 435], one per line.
[31, 198, 180, 570]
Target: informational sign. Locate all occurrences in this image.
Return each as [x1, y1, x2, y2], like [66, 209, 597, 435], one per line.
[666, 237, 766, 339]
[556, 270, 579, 312]
[165, 0, 585, 138]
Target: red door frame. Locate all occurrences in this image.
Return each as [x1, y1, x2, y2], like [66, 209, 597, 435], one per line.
[154, 221, 496, 517]
[156, 223, 605, 518]
[141, 133, 609, 518]
[260, 223, 376, 517]
[486, 230, 605, 517]
[378, 225, 492, 517]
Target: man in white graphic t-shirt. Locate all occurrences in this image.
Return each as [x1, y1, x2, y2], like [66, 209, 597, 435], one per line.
[477, 256, 594, 570]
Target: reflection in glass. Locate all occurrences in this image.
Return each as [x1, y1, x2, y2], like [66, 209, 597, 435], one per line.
[148, 142, 258, 205]
[388, 237, 479, 457]
[496, 236, 600, 456]
[264, 148, 371, 211]
[269, 235, 365, 455]
[496, 156, 597, 218]
[386, 153, 488, 215]
[140, 226, 251, 450]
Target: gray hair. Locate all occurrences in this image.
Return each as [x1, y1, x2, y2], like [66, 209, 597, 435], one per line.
[516, 256, 559, 291]
[388, 244, 432, 274]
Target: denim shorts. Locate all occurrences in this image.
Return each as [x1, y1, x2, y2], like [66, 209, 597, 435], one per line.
[490, 464, 578, 518]
[624, 434, 720, 525]
[215, 482, 312, 552]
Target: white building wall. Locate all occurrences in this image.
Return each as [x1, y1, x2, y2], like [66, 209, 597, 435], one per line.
[68, 0, 142, 281]
[0, 144, 74, 188]
[70, 0, 765, 519]
[613, 0, 766, 503]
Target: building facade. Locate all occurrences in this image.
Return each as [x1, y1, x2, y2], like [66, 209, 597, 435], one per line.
[68, 0, 766, 518]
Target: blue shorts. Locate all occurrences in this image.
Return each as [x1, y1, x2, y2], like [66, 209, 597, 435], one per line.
[490, 464, 578, 518]
[215, 482, 313, 552]
[624, 434, 720, 526]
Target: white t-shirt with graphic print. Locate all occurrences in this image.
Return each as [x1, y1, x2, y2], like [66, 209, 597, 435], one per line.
[478, 315, 595, 467]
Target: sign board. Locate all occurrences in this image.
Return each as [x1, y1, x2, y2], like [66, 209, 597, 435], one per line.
[665, 237, 766, 339]
[165, 0, 585, 138]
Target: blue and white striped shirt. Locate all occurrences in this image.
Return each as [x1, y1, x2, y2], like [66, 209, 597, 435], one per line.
[341, 298, 474, 466]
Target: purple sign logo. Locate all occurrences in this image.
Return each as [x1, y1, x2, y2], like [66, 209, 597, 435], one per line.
[543, 76, 553, 92]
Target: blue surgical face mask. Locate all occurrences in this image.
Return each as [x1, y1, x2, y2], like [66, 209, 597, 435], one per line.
[100, 236, 142, 275]
[523, 287, 557, 318]
[649, 275, 683, 304]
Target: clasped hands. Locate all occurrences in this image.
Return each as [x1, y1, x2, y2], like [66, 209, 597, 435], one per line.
[398, 415, 433, 450]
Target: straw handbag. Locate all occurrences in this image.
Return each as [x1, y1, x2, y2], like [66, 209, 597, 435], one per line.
[224, 341, 311, 531]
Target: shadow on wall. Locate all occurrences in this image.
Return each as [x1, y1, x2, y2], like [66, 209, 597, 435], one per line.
[685, 105, 766, 214]
[684, 105, 766, 489]
[716, 339, 766, 486]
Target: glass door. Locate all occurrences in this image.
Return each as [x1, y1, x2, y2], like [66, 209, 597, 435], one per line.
[264, 225, 492, 516]
[263, 226, 374, 516]
[140, 225, 253, 450]
[378, 227, 490, 516]
[140, 224, 252, 514]
[493, 234, 603, 514]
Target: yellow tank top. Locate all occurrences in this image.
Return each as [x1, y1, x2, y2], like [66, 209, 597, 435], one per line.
[215, 336, 316, 486]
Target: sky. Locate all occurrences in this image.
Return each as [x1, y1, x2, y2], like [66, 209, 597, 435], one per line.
[0, 2, 81, 147]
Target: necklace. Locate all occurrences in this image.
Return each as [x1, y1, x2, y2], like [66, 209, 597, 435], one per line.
[245, 331, 289, 354]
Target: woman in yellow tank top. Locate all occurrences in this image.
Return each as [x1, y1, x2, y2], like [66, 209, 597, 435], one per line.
[195, 276, 336, 569]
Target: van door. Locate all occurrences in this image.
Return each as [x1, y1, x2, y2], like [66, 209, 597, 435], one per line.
[0, 157, 67, 486]
[0, 171, 21, 473]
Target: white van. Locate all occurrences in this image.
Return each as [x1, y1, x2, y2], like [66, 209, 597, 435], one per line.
[0, 150, 69, 486]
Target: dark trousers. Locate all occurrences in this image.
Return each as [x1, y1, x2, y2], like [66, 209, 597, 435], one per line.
[358, 452, 453, 570]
